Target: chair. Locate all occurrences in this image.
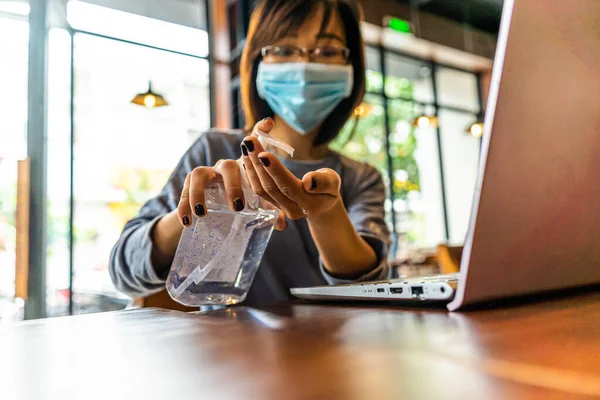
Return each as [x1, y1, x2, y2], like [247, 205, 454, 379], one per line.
[436, 244, 463, 274]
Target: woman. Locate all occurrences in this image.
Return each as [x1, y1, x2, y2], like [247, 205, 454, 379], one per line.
[109, 0, 390, 305]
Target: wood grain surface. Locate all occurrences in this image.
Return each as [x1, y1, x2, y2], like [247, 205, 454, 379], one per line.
[1, 291, 599, 400]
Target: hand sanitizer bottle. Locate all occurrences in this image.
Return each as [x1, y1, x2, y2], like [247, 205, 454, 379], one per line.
[166, 129, 294, 306]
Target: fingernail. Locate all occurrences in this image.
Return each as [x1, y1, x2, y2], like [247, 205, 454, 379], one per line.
[194, 204, 205, 216]
[261, 117, 267, 122]
[243, 140, 255, 152]
[183, 215, 190, 226]
[233, 198, 244, 212]
[259, 157, 270, 167]
[310, 177, 318, 191]
[241, 143, 249, 156]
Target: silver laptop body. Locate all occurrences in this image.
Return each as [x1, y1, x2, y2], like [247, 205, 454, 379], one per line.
[291, 0, 600, 311]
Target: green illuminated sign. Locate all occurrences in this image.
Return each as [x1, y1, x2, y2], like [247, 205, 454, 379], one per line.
[389, 17, 412, 34]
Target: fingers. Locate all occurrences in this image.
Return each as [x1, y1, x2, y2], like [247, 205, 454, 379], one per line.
[242, 136, 304, 218]
[302, 168, 341, 197]
[179, 159, 248, 227]
[215, 159, 245, 212]
[256, 151, 311, 205]
[178, 173, 193, 226]
[274, 210, 287, 231]
[241, 138, 278, 207]
[188, 166, 216, 220]
[254, 117, 274, 134]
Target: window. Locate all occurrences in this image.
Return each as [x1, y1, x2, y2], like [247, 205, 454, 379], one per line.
[330, 94, 391, 228]
[44, 1, 211, 316]
[438, 109, 481, 243]
[69, 34, 209, 314]
[385, 53, 434, 104]
[435, 67, 480, 113]
[0, 15, 28, 320]
[67, 1, 208, 58]
[334, 45, 483, 256]
[46, 28, 72, 317]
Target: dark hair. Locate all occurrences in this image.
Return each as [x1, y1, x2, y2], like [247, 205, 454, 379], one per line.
[240, 0, 365, 146]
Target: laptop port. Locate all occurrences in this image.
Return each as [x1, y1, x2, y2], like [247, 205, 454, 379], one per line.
[411, 286, 424, 296]
[377, 288, 385, 293]
[390, 287, 403, 294]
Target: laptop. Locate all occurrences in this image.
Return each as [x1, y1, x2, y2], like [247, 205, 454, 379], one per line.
[291, 0, 600, 311]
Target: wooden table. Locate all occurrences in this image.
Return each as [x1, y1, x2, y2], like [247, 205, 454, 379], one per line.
[2, 291, 600, 399]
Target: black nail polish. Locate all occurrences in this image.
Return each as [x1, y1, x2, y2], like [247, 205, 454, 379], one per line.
[241, 143, 248, 156]
[310, 177, 318, 191]
[183, 215, 190, 225]
[233, 198, 244, 212]
[259, 157, 270, 167]
[243, 140, 255, 152]
[194, 204, 205, 216]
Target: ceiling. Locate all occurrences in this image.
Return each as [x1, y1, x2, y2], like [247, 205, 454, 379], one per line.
[395, 0, 504, 34]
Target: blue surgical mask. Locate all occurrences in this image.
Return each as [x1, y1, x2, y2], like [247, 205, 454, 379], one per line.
[256, 62, 354, 134]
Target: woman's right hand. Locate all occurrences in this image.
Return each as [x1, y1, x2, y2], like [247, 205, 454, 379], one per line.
[177, 159, 287, 230]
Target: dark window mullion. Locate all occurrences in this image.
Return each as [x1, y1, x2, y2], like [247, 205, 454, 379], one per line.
[378, 45, 398, 242]
[430, 63, 450, 241]
[68, 30, 75, 315]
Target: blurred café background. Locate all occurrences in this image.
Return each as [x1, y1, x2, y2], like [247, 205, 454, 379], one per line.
[0, 0, 501, 320]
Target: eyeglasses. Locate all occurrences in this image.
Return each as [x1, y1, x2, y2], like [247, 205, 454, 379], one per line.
[261, 45, 350, 64]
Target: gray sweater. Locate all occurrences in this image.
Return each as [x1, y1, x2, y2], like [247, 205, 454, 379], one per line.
[109, 129, 390, 306]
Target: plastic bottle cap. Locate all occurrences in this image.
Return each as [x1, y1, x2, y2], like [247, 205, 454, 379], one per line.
[253, 128, 295, 157]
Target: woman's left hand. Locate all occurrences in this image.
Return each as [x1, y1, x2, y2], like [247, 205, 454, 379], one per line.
[241, 119, 342, 221]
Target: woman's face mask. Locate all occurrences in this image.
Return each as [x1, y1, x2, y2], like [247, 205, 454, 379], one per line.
[256, 62, 354, 135]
